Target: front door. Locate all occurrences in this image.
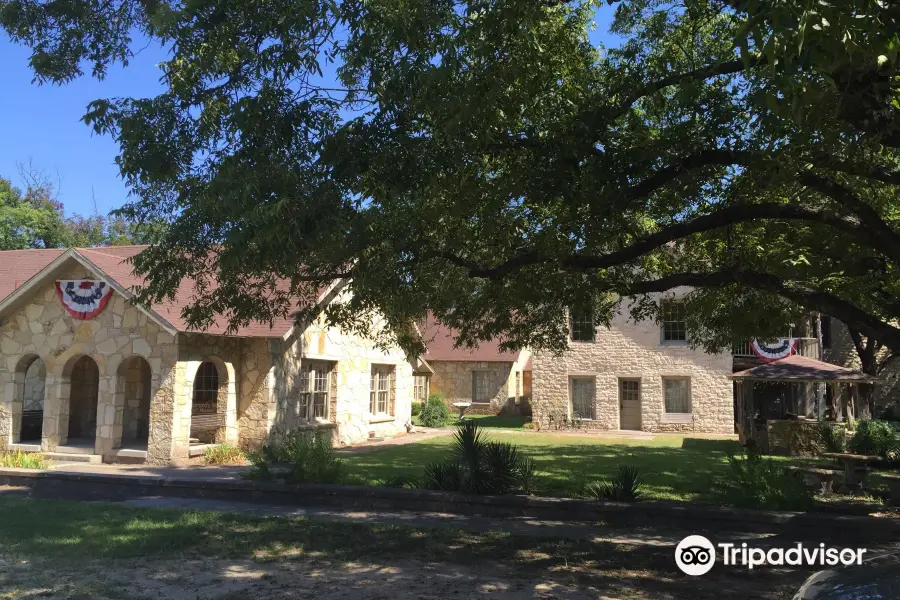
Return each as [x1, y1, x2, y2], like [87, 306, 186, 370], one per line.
[619, 378, 642, 430]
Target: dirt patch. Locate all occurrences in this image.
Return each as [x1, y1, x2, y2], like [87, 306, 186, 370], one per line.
[0, 551, 813, 600]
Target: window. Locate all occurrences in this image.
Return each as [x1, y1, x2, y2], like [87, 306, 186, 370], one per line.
[413, 374, 430, 402]
[569, 308, 595, 342]
[192, 361, 219, 415]
[619, 379, 640, 404]
[663, 378, 691, 413]
[570, 377, 595, 419]
[370, 365, 394, 415]
[472, 371, 491, 403]
[298, 361, 332, 421]
[661, 299, 687, 343]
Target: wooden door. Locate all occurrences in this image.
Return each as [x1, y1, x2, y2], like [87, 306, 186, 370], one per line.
[619, 379, 642, 430]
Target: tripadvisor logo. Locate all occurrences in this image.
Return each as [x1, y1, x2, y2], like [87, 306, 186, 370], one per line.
[674, 535, 868, 576]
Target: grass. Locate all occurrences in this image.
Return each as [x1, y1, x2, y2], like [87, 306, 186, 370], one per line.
[412, 413, 530, 429]
[203, 443, 247, 465]
[343, 432, 794, 502]
[0, 449, 48, 469]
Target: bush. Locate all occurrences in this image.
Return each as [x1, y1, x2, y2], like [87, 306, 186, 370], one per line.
[584, 465, 644, 502]
[818, 423, 847, 453]
[522, 421, 536, 430]
[203, 443, 246, 465]
[848, 419, 899, 458]
[419, 393, 452, 428]
[421, 421, 534, 495]
[718, 447, 814, 511]
[246, 430, 343, 484]
[0, 449, 48, 469]
[411, 401, 424, 417]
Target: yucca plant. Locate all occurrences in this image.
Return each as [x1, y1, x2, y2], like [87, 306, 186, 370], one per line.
[585, 464, 644, 502]
[423, 460, 464, 491]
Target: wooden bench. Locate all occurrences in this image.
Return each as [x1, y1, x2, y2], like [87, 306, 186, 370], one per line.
[822, 452, 880, 493]
[786, 466, 840, 496]
[190, 412, 226, 440]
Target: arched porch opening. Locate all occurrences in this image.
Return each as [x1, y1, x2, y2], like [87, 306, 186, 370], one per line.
[119, 356, 152, 449]
[11, 354, 46, 444]
[190, 359, 229, 444]
[66, 355, 100, 447]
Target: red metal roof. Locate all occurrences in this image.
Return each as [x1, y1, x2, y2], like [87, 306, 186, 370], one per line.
[420, 318, 521, 362]
[0, 246, 329, 337]
[729, 355, 876, 382]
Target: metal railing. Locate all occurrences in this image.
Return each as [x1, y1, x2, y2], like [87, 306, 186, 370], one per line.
[732, 338, 820, 360]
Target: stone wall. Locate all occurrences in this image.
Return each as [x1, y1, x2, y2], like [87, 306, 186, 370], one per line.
[23, 359, 45, 412]
[823, 321, 900, 416]
[531, 298, 734, 433]
[0, 260, 179, 463]
[268, 309, 414, 447]
[429, 360, 514, 413]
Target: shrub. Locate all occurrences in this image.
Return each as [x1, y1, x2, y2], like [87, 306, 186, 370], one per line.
[584, 465, 644, 502]
[718, 447, 814, 511]
[375, 475, 420, 489]
[522, 421, 536, 430]
[203, 443, 246, 465]
[0, 449, 48, 469]
[848, 419, 899, 458]
[419, 393, 452, 428]
[246, 430, 343, 484]
[421, 421, 534, 495]
[411, 401, 424, 417]
[818, 423, 847, 453]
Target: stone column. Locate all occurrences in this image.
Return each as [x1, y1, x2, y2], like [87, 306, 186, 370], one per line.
[94, 374, 122, 458]
[147, 361, 184, 465]
[41, 372, 69, 451]
[0, 371, 15, 451]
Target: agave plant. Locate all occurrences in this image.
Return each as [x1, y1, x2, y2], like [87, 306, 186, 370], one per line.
[585, 464, 644, 502]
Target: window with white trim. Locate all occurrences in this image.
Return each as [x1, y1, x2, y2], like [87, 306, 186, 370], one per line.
[370, 365, 394, 416]
[570, 377, 595, 419]
[472, 371, 492, 403]
[661, 299, 687, 343]
[298, 361, 332, 421]
[663, 377, 691, 413]
[413, 374, 430, 402]
[569, 308, 595, 342]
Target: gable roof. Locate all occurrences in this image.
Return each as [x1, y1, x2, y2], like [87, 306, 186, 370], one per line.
[420, 319, 522, 362]
[729, 355, 876, 382]
[0, 246, 334, 338]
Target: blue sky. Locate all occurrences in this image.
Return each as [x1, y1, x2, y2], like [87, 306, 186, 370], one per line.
[1, 9, 617, 219]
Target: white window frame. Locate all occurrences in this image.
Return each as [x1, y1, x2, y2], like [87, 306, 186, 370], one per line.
[662, 377, 692, 423]
[660, 299, 687, 345]
[413, 374, 430, 402]
[570, 376, 595, 420]
[370, 365, 394, 416]
[569, 308, 595, 343]
[472, 371, 492, 404]
[298, 361, 332, 422]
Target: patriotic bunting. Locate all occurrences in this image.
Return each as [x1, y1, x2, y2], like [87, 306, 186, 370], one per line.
[750, 338, 798, 363]
[55, 280, 113, 320]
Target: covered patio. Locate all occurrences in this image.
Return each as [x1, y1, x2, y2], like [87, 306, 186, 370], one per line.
[730, 355, 877, 455]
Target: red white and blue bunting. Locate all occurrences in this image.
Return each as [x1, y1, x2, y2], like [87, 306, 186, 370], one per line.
[55, 280, 113, 320]
[750, 338, 798, 363]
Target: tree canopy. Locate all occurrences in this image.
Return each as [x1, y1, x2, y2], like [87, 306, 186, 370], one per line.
[4, 0, 900, 354]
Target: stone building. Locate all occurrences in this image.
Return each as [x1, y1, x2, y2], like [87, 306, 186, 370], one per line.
[418, 320, 532, 415]
[0, 247, 415, 464]
[530, 293, 735, 433]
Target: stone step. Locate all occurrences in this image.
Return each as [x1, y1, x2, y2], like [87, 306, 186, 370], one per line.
[45, 452, 102, 464]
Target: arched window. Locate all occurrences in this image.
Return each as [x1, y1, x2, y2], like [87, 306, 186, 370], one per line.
[192, 362, 219, 415]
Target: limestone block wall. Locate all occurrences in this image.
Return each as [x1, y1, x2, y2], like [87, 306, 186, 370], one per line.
[823, 321, 900, 415]
[429, 360, 514, 413]
[531, 301, 733, 433]
[269, 310, 414, 447]
[237, 337, 277, 450]
[0, 260, 179, 463]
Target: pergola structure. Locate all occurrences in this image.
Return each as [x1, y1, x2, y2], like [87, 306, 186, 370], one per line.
[730, 355, 877, 448]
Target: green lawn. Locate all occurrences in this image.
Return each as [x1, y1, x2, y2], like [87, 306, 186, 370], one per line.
[343, 432, 751, 502]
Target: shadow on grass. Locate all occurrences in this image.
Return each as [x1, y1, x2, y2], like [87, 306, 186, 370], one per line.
[465, 414, 529, 429]
[0, 497, 812, 600]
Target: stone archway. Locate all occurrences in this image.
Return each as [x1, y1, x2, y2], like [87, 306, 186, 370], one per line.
[119, 356, 152, 449]
[190, 360, 228, 444]
[19, 357, 46, 443]
[67, 355, 99, 445]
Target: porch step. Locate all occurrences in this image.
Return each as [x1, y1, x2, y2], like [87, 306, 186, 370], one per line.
[7, 443, 41, 453]
[45, 452, 102, 464]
